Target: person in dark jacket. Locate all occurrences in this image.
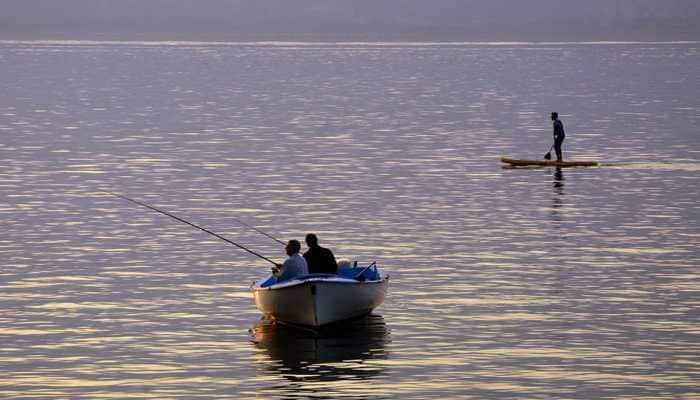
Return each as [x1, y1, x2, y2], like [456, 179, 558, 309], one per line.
[551, 112, 566, 162]
[303, 233, 338, 274]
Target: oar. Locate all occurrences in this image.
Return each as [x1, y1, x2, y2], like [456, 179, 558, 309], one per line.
[105, 191, 278, 266]
[354, 261, 377, 281]
[544, 145, 554, 160]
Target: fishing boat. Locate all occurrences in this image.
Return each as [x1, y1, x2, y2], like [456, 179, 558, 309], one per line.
[107, 192, 388, 328]
[251, 262, 389, 328]
[501, 157, 598, 168]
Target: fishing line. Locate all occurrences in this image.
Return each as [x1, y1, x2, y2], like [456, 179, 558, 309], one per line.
[105, 191, 278, 266]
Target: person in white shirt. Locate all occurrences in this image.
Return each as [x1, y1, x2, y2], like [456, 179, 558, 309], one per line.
[271, 239, 308, 282]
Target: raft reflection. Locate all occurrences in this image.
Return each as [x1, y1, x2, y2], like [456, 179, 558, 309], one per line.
[251, 314, 389, 383]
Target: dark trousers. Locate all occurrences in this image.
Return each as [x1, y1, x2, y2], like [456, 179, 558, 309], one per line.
[554, 137, 565, 162]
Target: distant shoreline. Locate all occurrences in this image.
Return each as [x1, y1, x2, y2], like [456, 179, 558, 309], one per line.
[2, 39, 699, 47]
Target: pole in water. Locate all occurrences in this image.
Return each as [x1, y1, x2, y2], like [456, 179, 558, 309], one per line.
[105, 191, 278, 266]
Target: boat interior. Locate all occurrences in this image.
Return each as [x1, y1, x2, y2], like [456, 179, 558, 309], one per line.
[259, 264, 381, 288]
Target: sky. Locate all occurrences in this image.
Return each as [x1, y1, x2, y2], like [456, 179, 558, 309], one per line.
[2, 0, 700, 41]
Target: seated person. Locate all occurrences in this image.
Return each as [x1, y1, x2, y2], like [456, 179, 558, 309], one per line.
[303, 233, 338, 274]
[272, 239, 308, 282]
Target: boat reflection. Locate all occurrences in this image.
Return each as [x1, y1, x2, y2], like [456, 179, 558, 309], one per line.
[251, 314, 389, 382]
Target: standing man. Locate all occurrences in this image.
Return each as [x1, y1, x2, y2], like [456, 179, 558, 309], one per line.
[551, 112, 566, 162]
[272, 239, 308, 282]
[303, 233, 338, 274]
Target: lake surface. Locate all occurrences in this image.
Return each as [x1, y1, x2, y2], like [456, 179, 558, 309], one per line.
[1, 40, 699, 399]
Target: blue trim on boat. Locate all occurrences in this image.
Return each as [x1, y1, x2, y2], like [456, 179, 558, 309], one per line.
[260, 265, 381, 288]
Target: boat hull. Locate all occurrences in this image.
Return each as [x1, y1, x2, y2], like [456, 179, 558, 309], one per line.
[501, 157, 598, 167]
[252, 275, 389, 327]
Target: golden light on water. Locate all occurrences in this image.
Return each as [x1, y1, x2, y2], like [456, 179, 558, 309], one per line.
[1, 40, 699, 399]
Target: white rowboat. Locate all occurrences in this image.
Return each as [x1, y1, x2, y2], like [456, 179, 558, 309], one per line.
[251, 263, 389, 327]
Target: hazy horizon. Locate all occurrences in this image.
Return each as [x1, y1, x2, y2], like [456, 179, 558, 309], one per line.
[2, 0, 700, 42]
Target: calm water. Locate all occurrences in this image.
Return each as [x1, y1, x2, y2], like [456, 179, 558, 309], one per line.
[1, 41, 699, 399]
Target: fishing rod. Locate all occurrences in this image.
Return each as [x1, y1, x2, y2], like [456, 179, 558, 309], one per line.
[229, 216, 285, 245]
[105, 191, 278, 266]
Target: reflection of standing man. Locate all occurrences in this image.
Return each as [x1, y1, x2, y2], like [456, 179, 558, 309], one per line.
[551, 112, 566, 162]
[553, 168, 564, 191]
[550, 168, 565, 222]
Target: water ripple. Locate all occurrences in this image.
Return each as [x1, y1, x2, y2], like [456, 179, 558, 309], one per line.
[0, 41, 698, 399]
